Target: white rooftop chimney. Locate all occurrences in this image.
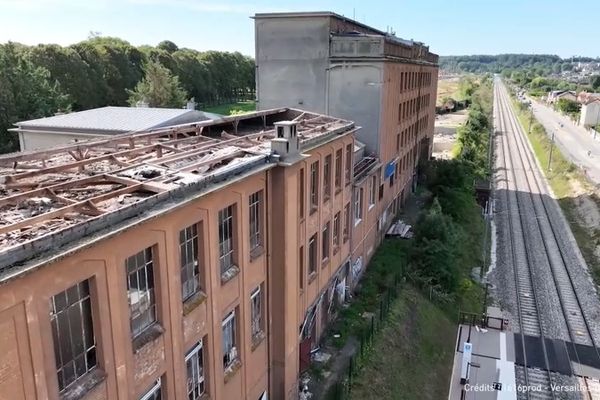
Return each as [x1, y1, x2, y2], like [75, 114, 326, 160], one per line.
[271, 121, 301, 163]
[135, 100, 149, 108]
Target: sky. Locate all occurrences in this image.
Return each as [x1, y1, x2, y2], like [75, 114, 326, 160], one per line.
[0, 0, 599, 58]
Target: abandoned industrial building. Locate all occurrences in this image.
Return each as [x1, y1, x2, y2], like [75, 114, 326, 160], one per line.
[0, 11, 437, 400]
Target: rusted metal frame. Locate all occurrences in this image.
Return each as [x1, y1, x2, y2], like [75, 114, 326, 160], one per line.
[0, 180, 163, 236]
[43, 188, 77, 205]
[151, 130, 272, 167]
[179, 151, 246, 173]
[0, 108, 289, 165]
[0, 174, 135, 207]
[5, 136, 207, 181]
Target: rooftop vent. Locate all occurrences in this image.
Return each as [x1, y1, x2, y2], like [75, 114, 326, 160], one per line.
[271, 121, 300, 163]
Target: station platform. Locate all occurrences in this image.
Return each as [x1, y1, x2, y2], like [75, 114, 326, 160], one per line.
[448, 318, 517, 400]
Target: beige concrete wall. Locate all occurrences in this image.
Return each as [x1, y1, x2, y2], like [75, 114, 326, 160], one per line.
[19, 131, 107, 151]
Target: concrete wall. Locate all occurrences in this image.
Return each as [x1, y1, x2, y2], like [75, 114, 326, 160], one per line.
[328, 63, 383, 155]
[19, 131, 107, 151]
[255, 16, 330, 113]
[581, 102, 600, 127]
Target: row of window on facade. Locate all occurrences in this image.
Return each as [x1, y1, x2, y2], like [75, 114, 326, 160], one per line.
[399, 70, 434, 93]
[398, 93, 432, 123]
[299, 143, 353, 218]
[396, 114, 430, 153]
[50, 191, 266, 398]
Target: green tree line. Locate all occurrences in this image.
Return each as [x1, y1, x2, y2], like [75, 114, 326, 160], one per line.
[0, 37, 255, 153]
[410, 77, 493, 296]
[440, 54, 599, 74]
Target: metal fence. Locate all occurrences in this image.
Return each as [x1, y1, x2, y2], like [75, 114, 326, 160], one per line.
[323, 272, 403, 400]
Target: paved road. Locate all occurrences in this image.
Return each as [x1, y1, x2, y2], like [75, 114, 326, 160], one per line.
[526, 97, 600, 185]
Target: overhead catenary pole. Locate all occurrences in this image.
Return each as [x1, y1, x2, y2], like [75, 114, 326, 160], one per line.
[547, 130, 555, 172]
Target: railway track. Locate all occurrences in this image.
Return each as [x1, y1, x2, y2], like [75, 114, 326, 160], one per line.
[495, 81, 555, 399]
[494, 79, 600, 399]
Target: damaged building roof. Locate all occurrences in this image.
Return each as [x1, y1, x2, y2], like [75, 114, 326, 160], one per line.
[12, 106, 223, 135]
[0, 108, 355, 273]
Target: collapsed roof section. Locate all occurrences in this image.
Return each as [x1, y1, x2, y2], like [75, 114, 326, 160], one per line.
[0, 108, 355, 261]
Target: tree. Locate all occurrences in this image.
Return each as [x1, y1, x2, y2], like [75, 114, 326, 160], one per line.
[0, 43, 70, 153]
[556, 98, 580, 115]
[157, 40, 178, 54]
[127, 60, 187, 108]
[591, 75, 600, 91]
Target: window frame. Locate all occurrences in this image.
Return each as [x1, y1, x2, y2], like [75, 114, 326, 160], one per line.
[354, 188, 363, 225]
[180, 223, 201, 302]
[185, 341, 206, 400]
[308, 234, 317, 275]
[310, 161, 319, 212]
[222, 310, 238, 369]
[50, 279, 97, 393]
[250, 286, 263, 338]
[322, 222, 330, 262]
[139, 377, 162, 400]
[249, 190, 263, 256]
[333, 212, 340, 251]
[343, 203, 350, 243]
[368, 175, 376, 209]
[323, 154, 332, 201]
[218, 205, 235, 275]
[334, 148, 342, 191]
[344, 144, 352, 185]
[126, 247, 157, 339]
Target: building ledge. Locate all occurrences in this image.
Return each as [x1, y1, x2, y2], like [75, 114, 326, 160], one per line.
[61, 368, 106, 400]
[251, 330, 266, 351]
[132, 323, 164, 353]
[182, 290, 207, 316]
[250, 245, 265, 262]
[308, 271, 317, 285]
[223, 358, 242, 383]
[220, 265, 240, 285]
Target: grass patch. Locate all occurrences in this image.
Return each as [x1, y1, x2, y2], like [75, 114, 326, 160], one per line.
[328, 240, 409, 348]
[349, 286, 456, 400]
[437, 78, 461, 106]
[204, 100, 256, 115]
[510, 95, 600, 283]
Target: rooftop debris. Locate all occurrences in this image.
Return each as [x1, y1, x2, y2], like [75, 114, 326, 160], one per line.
[0, 108, 354, 253]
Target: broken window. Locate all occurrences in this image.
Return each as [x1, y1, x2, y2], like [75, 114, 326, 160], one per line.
[139, 377, 162, 400]
[218, 205, 235, 275]
[250, 285, 263, 338]
[323, 154, 331, 201]
[333, 212, 340, 250]
[310, 161, 319, 212]
[249, 191, 263, 256]
[308, 234, 317, 274]
[322, 222, 330, 261]
[344, 144, 352, 185]
[369, 175, 377, 208]
[222, 310, 238, 369]
[186, 341, 206, 399]
[126, 247, 157, 338]
[50, 279, 96, 392]
[343, 203, 350, 243]
[180, 223, 201, 301]
[354, 188, 363, 224]
[334, 149, 342, 191]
